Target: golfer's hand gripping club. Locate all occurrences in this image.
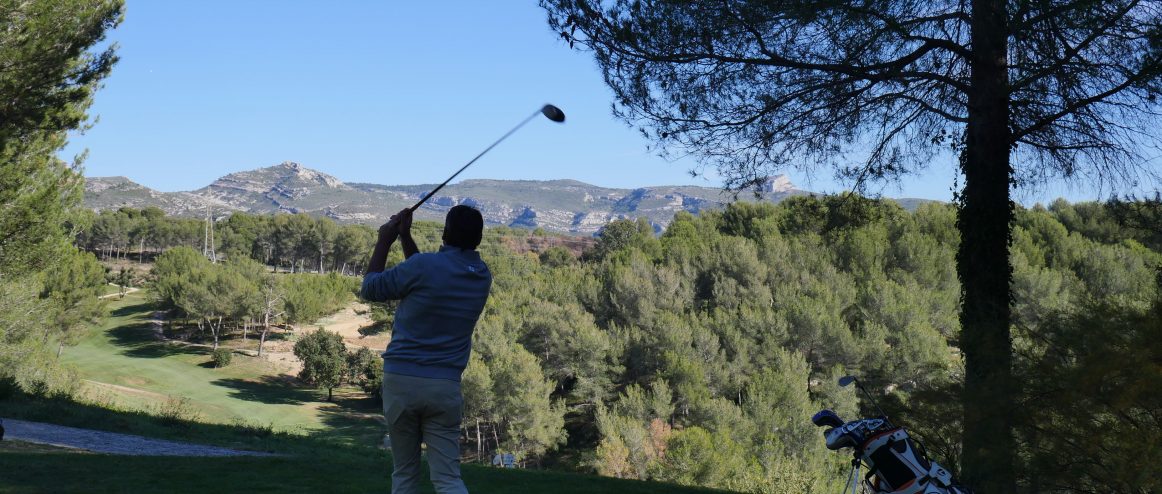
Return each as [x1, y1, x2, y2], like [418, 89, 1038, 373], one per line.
[407, 104, 565, 213]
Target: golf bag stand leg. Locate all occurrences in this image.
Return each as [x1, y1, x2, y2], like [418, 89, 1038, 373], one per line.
[844, 455, 862, 494]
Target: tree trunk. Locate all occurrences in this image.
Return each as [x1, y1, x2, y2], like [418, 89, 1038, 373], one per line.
[960, 1, 1015, 491]
[259, 307, 271, 357]
[211, 316, 222, 349]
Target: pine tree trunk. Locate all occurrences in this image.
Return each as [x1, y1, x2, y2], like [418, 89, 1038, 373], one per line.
[212, 316, 222, 349]
[960, 1, 1015, 491]
[259, 315, 270, 358]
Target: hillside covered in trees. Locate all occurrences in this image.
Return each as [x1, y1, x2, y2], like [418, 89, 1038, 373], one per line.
[73, 196, 1162, 493]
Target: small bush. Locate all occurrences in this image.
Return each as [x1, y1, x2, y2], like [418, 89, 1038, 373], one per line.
[347, 347, 383, 397]
[230, 418, 276, 438]
[211, 348, 233, 368]
[154, 396, 201, 426]
[362, 362, 384, 397]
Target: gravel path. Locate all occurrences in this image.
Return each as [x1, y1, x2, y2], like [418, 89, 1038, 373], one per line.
[1, 418, 278, 457]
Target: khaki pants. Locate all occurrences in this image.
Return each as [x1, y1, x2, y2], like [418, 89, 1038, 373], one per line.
[382, 372, 467, 494]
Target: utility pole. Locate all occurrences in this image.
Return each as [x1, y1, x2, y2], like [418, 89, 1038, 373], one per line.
[203, 203, 217, 263]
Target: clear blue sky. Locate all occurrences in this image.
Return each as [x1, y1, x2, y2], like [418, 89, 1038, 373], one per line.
[63, 1, 1147, 204]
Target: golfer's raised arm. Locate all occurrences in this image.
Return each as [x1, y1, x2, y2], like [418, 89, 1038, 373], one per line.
[398, 209, 418, 259]
[365, 213, 401, 274]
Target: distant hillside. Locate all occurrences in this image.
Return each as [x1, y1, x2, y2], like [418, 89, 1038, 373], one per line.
[84, 161, 932, 234]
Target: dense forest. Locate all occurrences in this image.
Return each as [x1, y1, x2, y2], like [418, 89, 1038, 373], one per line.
[80, 196, 1162, 493]
[74, 207, 378, 275]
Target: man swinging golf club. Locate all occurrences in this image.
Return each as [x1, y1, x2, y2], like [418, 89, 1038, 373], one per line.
[361, 205, 491, 494]
[360, 104, 561, 492]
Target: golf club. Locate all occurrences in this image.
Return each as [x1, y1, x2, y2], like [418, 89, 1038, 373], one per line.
[839, 375, 892, 426]
[408, 104, 566, 213]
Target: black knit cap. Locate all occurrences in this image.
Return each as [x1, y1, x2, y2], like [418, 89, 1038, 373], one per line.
[442, 205, 484, 250]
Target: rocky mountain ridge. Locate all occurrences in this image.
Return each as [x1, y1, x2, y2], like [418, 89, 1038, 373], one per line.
[83, 161, 807, 234]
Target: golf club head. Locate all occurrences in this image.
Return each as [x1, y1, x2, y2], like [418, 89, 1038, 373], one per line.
[541, 104, 566, 123]
[812, 409, 845, 428]
[838, 375, 857, 388]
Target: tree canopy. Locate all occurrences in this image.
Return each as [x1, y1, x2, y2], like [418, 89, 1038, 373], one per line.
[540, 2, 1162, 490]
[0, 0, 122, 391]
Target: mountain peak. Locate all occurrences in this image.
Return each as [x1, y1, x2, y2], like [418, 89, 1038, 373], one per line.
[267, 161, 345, 188]
[209, 161, 346, 190]
[85, 176, 145, 193]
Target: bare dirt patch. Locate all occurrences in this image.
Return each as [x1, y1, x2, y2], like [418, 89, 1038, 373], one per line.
[312, 302, 391, 351]
[151, 301, 390, 376]
[81, 380, 171, 401]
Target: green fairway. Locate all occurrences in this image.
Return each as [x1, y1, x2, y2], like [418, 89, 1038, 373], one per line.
[58, 291, 382, 445]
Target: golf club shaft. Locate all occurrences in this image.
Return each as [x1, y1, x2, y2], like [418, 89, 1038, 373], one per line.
[408, 109, 543, 213]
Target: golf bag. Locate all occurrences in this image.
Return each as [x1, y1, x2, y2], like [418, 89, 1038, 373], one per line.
[813, 410, 972, 494]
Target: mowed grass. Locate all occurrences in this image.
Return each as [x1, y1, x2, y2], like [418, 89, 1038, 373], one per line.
[0, 396, 728, 493]
[0, 445, 726, 494]
[57, 291, 383, 445]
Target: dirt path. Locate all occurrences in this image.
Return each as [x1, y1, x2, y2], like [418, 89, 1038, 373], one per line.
[0, 418, 277, 457]
[98, 284, 141, 300]
[260, 303, 390, 368]
[81, 379, 173, 401]
[317, 302, 390, 350]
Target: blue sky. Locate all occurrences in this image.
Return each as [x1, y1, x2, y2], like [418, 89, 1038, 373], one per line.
[63, 1, 1149, 204]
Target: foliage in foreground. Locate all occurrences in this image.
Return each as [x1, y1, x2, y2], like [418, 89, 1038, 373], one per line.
[449, 197, 1159, 492]
[0, 0, 122, 392]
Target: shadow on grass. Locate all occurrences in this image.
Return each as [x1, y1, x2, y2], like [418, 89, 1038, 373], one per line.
[211, 375, 318, 406]
[313, 390, 385, 448]
[107, 323, 208, 359]
[0, 391, 319, 454]
[357, 322, 388, 337]
[111, 301, 155, 318]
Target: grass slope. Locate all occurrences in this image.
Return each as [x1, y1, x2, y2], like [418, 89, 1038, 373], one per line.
[0, 291, 728, 493]
[0, 446, 725, 493]
[59, 291, 383, 445]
